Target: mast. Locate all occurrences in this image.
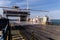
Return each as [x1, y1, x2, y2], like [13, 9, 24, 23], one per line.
[27, 0, 29, 10]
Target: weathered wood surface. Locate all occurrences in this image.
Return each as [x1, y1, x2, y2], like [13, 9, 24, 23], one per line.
[10, 24, 60, 40]
[26, 25, 60, 40]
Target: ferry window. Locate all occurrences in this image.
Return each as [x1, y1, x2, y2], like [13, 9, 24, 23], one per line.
[20, 16, 27, 21]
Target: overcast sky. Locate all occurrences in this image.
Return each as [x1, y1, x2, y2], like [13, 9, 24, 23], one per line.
[0, 0, 60, 19]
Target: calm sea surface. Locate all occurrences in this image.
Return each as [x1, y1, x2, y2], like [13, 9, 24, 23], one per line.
[50, 19, 60, 25]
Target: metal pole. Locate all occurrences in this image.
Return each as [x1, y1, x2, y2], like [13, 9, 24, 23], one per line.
[7, 17, 12, 40]
[27, 0, 29, 10]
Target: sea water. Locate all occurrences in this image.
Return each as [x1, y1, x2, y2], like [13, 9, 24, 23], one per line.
[50, 19, 60, 25]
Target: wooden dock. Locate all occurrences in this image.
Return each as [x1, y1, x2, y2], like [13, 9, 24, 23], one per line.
[10, 24, 60, 40]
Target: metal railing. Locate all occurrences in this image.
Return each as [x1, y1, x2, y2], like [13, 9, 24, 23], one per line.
[0, 24, 10, 40]
[0, 19, 11, 40]
[0, 25, 8, 40]
[0, 24, 11, 40]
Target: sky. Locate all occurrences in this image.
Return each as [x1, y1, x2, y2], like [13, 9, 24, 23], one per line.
[0, 0, 60, 19]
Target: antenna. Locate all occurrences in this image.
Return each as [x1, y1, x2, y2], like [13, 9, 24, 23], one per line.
[27, 0, 29, 10]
